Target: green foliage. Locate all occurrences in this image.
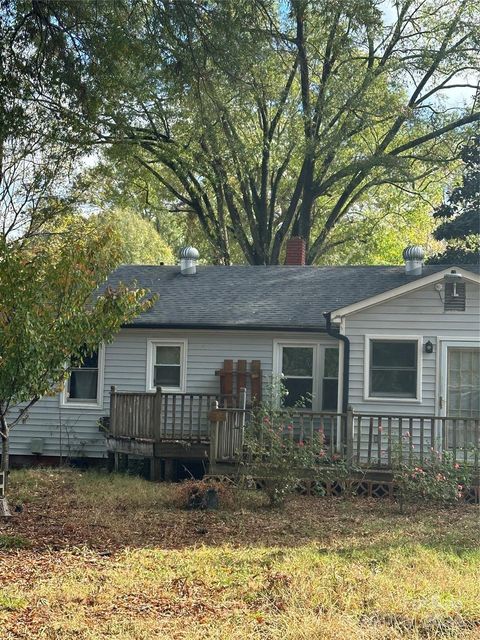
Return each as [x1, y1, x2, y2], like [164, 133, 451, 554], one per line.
[3, 1, 479, 265]
[0, 534, 30, 550]
[0, 216, 153, 421]
[58, 0, 479, 264]
[428, 136, 480, 264]
[239, 392, 350, 507]
[0, 592, 27, 612]
[318, 185, 442, 265]
[93, 209, 174, 265]
[392, 447, 475, 510]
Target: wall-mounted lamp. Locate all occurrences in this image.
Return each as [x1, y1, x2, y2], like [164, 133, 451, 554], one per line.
[424, 340, 434, 354]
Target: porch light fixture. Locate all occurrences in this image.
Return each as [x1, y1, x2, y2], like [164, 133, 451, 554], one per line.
[424, 340, 433, 354]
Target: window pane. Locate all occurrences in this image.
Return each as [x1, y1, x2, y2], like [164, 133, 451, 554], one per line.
[81, 352, 98, 369]
[71, 348, 98, 369]
[154, 365, 181, 387]
[371, 370, 417, 397]
[324, 348, 339, 378]
[282, 378, 312, 408]
[371, 341, 416, 368]
[156, 346, 180, 365]
[69, 370, 98, 400]
[322, 379, 338, 411]
[282, 347, 313, 376]
[448, 348, 480, 418]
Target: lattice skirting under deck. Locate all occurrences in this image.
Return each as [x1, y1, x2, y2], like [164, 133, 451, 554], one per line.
[204, 475, 480, 504]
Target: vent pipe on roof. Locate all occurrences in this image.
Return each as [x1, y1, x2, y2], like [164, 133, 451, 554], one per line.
[285, 237, 306, 265]
[403, 245, 425, 276]
[179, 246, 199, 275]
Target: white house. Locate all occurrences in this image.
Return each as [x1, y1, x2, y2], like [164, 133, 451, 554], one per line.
[9, 240, 480, 473]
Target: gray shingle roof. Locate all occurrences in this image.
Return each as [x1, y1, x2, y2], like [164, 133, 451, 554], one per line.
[104, 264, 480, 331]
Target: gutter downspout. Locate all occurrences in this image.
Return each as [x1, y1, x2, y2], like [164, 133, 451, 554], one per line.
[323, 311, 350, 414]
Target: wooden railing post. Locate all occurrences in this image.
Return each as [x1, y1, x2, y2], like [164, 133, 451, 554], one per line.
[209, 400, 220, 472]
[346, 405, 354, 464]
[152, 387, 163, 441]
[109, 386, 117, 436]
[238, 387, 247, 455]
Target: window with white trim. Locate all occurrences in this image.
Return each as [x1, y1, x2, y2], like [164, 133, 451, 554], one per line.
[368, 339, 419, 398]
[62, 345, 104, 407]
[274, 342, 339, 410]
[147, 340, 187, 392]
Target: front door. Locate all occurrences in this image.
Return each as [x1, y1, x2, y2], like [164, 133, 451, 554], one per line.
[441, 343, 480, 448]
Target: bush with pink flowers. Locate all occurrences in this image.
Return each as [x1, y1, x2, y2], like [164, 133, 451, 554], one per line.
[392, 446, 475, 510]
[238, 395, 351, 507]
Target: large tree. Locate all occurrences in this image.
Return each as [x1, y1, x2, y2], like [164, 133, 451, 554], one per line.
[0, 2, 154, 506]
[82, 0, 480, 264]
[428, 136, 480, 264]
[3, 1, 479, 264]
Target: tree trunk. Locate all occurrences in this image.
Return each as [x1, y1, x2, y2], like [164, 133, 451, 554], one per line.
[0, 414, 11, 517]
[1, 414, 9, 493]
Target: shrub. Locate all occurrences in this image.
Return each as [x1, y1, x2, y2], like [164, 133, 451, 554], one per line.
[239, 392, 352, 507]
[392, 446, 475, 510]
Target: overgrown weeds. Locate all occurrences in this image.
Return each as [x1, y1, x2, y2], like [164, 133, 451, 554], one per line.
[0, 468, 478, 639]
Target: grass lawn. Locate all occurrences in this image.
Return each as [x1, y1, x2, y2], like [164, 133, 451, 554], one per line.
[0, 468, 479, 639]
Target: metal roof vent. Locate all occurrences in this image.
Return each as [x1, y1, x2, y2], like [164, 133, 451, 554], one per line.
[179, 246, 199, 275]
[403, 245, 425, 276]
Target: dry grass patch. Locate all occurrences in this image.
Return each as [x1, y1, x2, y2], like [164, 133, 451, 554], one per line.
[0, 468, 479, 639]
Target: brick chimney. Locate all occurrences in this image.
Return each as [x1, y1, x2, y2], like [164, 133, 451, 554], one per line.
[285, 237, 306, 266]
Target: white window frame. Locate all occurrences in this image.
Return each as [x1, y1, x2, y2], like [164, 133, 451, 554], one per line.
[60, 344, 105, 409]
[364, 335, 423, 403]
[273, 340, 339, 411]
[146, 339, 187, 393]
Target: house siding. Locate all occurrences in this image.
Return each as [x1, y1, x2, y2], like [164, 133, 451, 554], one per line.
[346, 280, 480, 414]
[345, 280, 480, 461]
[9, 329, 335, 459]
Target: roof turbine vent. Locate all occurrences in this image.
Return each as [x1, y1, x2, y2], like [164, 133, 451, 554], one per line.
[402, 245, 425, 276]
[179, 246, 200, 276]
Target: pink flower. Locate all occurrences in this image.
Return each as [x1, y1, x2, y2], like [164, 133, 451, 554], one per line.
[319, 450, 326, 458]
[287, 424, 294, 431]
[298, 441, 304, 447]
[454, 463, 460, 469]
[404, 431, 411, 438]
[378, 426, 383, 433]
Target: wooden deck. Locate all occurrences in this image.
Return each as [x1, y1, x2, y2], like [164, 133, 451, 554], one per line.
[105, 387, 480, 480]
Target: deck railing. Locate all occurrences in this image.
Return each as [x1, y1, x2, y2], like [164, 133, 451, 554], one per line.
[353, 412, 480, 469]
[109, 386, 242, 442]
[212, 408, 480, 472]
[108, 388, 479, 472]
